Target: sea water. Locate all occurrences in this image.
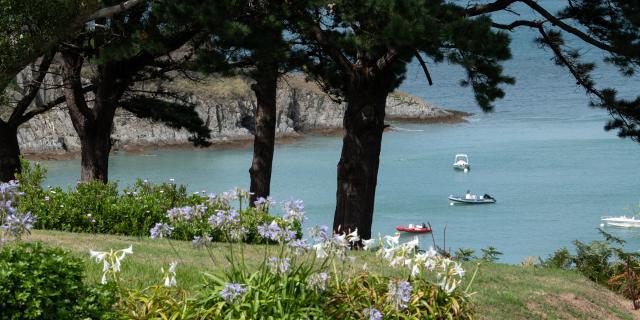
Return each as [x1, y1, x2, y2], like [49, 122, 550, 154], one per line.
[40, 0, 640, 263]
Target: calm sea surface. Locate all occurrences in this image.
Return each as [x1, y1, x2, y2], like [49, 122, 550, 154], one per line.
[40, 1, 639, 263]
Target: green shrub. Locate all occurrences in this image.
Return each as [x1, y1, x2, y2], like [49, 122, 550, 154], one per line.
[18, 160, 201, 237]
[0, 242, 116, 319]
[17, 160, 298, 243]
[542, 230, 626, 285]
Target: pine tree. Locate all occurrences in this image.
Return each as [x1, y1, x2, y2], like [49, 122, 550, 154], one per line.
[0, 0, 148, 181]
[167, 0, 293, 205]
[286, 0, 514, 239]
[60, 0, 207, 182]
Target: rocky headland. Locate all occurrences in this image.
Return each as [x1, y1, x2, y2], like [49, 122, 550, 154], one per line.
[16, 75, 467, 159]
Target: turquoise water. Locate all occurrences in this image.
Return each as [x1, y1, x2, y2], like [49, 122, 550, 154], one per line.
[39, 0, 640, 263]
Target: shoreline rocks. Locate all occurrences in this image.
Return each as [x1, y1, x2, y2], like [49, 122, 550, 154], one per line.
[17, 75, 467, 159]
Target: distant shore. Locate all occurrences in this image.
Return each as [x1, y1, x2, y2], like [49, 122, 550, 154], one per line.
[23, 110, 468, 161]
[19, 74, 468, 161]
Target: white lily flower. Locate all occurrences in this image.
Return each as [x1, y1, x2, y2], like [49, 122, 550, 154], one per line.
[346, 229, 360, 244]
[441, 279, 457, 294]
[424, 258, 437, 271]
[404, 236, 419, 249]
[313, 243, 328, 259]
[453, 263, 465, 277]
[163, 263, 177, 287]
[90, 250, 107, 262]
[426, 247, 437, 258]
[117, 245, 133, 259]
[362, 238, 375, 251]
[384, 234, 400, 247]
[411, 264, 421, 277]
[88, 245, 133, 285]
[382, 247, 396, 261]
[414, 252, 428, 263]
[164, 275, 176, 287]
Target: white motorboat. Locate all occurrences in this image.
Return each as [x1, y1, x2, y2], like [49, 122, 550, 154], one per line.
[449, 191, 496, 205]
[453, 154, 470, 171]
[600, 216, 640, 228]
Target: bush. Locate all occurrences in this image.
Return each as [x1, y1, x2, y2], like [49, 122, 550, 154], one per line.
[542, 230, 625, 284]
[0, 242, 116, 319]
[543, 229, 640, 307]
[17, 160, 298, 243]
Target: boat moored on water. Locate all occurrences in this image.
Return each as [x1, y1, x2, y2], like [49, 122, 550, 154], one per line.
[449, 191, 496, 205]
[453, 154, 470, 171]
[396, 223, 432, 233]
[600, 216, 640, 228]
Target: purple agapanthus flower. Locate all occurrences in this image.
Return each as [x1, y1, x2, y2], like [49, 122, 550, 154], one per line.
[387, 280, 413, 311]
[219, 283, 247, 303]
[166, 205, 206, 222]
[288, 239, 311, 255]
[192, 235, 213, 248]
[308, 225, 329, 242]
[267, 257, 291, 274]
[282, 199, 305, 223]
[1, 211, 36, 241]
[253, 196, 274, 210]
[208, 209, 240, 229]
[0, 180, 19, 195]
[221, 189, 239, 202]
[229, 226, 248, 241]
[363, 307, 383, 320]
[257, 221, 296, 243]
[150, 222, 174, 239]
[306, 272, 328, 292]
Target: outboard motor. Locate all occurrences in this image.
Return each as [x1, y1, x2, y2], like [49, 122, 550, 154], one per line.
[483, 194, 493, 200]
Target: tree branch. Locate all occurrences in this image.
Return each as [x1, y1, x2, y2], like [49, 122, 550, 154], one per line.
[20, 84, 95, 123]
[491, 20, 542, 30]
[1, 0, 147, 94]
[465, 0, 518, 16]
[8, 50, 56, 126]
[519, 0, 620, 56]
[414, 50, 433, 86]
[536, 26, 634, 134]
[86, 0, 147, 21]
[468, 0, 625, 59]
[374, 48, 398, 72]
[308, 23, 355, 78]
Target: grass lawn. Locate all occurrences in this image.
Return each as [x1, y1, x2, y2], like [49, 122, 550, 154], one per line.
[27, 230, 640, 320]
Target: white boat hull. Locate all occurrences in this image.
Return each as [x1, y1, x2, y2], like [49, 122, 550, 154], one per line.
[448, 196, 495, 204]
[601, 216, 640, 228]
[453, 164, 470, 170]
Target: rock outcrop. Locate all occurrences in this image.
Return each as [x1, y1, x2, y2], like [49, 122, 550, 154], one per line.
[16, 75, 464, 155]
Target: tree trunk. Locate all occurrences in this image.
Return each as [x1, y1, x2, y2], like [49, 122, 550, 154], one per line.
[249, 70, 278, 206]
[61, 50, 116, 183]
[78, 126, 112, 183]
[333, 80, 388, 240]
[0, 124, 21, 182]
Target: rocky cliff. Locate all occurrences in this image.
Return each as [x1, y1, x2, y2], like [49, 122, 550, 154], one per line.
[17, 75, 464, 155]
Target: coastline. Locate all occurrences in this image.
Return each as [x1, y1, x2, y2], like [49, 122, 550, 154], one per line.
[23, 111, 468, 161]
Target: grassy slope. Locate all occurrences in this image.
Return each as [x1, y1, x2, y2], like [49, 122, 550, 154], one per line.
[28, 230, 640, 320]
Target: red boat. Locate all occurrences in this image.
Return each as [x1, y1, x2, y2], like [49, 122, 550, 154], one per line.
[395, 225, 432, 233]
